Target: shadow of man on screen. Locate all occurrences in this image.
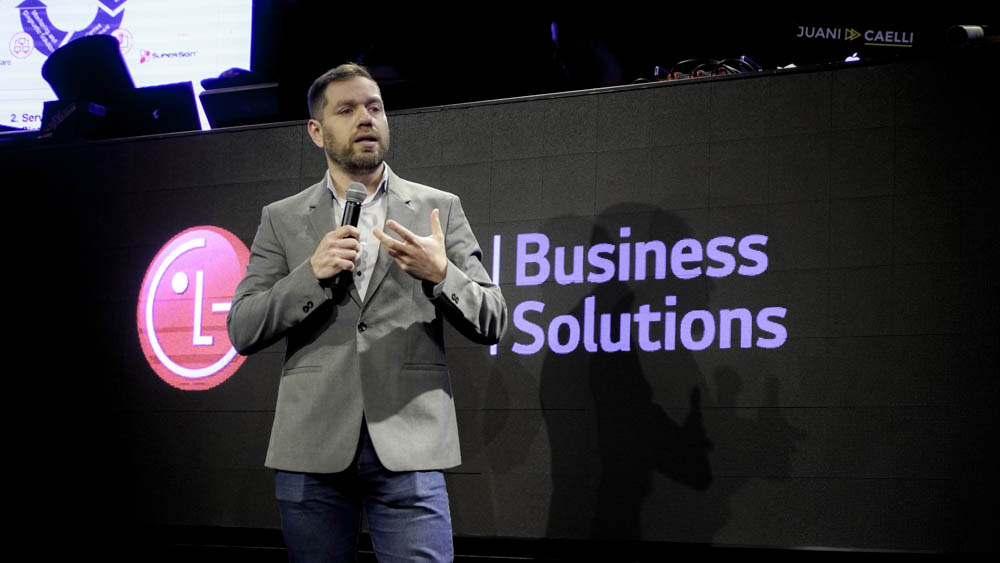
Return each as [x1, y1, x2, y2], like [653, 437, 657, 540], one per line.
[540, 205, 714, 540]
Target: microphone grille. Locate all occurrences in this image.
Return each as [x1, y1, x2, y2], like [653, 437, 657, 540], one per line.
[345, 183, 367, 204]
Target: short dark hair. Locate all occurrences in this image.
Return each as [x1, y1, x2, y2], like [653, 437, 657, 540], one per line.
[307, 63, 376, 119]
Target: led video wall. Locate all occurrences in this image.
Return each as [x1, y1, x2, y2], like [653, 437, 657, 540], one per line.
[11, 53, 996, 552]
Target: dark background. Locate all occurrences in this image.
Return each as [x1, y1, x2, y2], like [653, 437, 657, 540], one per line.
[247, 11, 967, 117]
[3, 22, 997, 559]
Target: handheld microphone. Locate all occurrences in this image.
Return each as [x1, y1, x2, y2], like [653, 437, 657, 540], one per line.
[332, 182, 367, 289]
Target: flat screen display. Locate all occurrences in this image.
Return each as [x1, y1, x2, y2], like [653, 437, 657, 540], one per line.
[0, 0, 252, 130]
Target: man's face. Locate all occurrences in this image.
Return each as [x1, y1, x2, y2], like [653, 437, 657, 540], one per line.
[309, 77, 390, 175]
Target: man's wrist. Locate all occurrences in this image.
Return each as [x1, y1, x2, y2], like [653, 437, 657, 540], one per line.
[421, 264, 448, 298]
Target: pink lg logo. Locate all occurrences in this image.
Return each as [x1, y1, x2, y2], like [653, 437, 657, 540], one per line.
[137, 226, 250, 390]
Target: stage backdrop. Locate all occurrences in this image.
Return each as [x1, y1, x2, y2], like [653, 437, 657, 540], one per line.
[11, 50, 996, 552]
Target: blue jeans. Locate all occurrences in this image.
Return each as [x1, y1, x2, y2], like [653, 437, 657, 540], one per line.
[275, 423, 454, 562]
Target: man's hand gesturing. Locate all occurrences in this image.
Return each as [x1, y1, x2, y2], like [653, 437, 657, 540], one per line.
[310, 225, 361, 280]
[373, 209, 448, 284]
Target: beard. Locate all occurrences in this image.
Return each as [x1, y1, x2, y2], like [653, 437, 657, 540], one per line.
[324, 128, 389, 175]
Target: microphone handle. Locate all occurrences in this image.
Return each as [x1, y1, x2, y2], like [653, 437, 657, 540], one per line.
[331, 200, 362, 289]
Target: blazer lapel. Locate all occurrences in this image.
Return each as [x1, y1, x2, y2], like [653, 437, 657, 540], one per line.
[307, 174, 362, 307]
[362, 169, 415, 312]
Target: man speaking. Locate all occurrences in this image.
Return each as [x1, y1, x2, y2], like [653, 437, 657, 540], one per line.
[227, 63, 507, 562]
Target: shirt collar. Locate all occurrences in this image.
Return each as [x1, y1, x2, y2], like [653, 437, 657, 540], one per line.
[327, 164, 390, 207]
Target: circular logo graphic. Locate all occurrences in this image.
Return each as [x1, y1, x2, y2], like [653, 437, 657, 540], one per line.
[137, 226, 250, 390]
[112, 28, 133, 54]
[10, 32, 33, 59]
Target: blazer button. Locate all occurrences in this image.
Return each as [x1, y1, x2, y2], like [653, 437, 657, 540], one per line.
[451, 293, 460, 304]
[303, 301, 314, 313]
[357, 322, 367, 333]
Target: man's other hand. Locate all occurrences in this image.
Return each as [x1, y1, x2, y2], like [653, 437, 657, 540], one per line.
[373, 209, 447, 284]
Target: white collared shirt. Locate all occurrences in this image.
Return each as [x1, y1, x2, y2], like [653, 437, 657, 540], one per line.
[328, 165, 389, 300]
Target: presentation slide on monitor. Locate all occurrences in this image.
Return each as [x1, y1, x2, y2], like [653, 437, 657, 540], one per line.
[0, 0, 251, 130]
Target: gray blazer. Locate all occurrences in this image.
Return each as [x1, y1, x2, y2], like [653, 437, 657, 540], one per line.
[227, 167, 507, 473]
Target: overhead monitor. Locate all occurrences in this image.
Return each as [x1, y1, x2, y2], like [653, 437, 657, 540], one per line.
[0, 0, 252, 131]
